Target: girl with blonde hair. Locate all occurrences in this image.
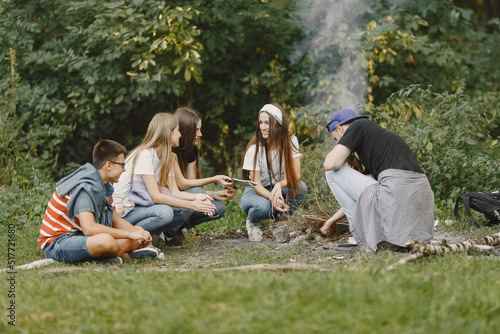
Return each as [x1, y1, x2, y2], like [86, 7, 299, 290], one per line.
[113, 113, 216, 243]
[241, 103, 308, 241]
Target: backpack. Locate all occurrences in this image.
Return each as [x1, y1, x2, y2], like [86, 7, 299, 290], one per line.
[454, 191, 500, 227]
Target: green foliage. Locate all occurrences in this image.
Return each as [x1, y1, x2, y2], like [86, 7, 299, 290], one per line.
[0, 49, 69, 185]
[368, 85, 499, 205]
[0, 182, 52, 264]
[0, 0, 307, 179]
[188, 0, 306, 173]
[0, 182, 53, 230]
[299, 140, 340, 216]
[293, 0, 499, 142]
[362, 0, 500, 108]
[0, 0, 206, 178]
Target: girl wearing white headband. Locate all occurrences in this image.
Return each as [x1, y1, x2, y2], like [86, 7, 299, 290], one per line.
[240, 103, 308, 241]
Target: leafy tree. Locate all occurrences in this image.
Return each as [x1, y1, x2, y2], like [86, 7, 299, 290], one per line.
[187, 0, 306, 174]
[290, 0, 499, 204]
[362, 0, 500, 109]
[0, 0, 205, 177]
[293, 0, 499, 127]
[0, 48, 69, 185]
[0, 0, 306, 180]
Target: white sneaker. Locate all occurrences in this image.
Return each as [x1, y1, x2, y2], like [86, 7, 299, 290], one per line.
[147, 244, 165, 260]
[246, 220, 263, 242]
[336, 237, 358, 248]
[127, 245, 159, 260]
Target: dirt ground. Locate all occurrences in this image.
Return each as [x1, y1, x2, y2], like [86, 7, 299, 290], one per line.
[208, 222, 471, 250]
[13, 221, 486, 275]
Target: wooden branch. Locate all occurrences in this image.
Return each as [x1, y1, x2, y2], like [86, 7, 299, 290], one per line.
[0, 259, 56, 272]
[387, 232, 500, 270]
[386, 253, 425, 270]
[303, 214, 329, 223]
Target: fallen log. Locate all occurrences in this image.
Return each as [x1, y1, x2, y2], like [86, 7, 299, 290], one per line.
[387, 232, 500, 270]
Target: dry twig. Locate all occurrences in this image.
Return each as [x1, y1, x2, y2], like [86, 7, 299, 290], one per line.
[387, 232, 500, 270]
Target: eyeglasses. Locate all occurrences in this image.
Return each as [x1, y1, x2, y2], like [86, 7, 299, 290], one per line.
[109, 161, 126, 169]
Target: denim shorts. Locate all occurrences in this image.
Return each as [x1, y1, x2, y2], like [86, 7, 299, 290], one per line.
[43, 231, 95, 264]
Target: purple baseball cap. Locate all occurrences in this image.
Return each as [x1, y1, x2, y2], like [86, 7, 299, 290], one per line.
[326, 108, 369, 133]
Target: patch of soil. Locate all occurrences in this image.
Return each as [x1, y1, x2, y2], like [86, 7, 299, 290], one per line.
[191, 218, 471, 249]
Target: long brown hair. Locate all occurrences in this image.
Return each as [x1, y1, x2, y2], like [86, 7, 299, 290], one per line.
[242, 103, 301, 197]
[127, 113, 178, 187]
[174, 107, 201, 177]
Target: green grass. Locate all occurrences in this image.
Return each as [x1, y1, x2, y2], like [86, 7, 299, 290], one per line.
[2, 183, 500, 333]
[2, 253, 499, 333]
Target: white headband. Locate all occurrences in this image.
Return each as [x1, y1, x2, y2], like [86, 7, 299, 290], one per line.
[259, 104, 282, 125]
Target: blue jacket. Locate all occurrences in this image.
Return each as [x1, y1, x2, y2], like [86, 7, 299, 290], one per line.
[56, 163, 114, 227]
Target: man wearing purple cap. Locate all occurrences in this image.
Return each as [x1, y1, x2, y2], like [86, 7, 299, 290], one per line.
[323, 108, 434, 252]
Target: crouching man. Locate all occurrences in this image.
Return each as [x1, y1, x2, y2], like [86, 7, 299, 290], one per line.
[323, 108, 434, 252]
[38, 139, 157, 264]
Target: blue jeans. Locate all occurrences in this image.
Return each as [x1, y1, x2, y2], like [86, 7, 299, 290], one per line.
[124, 204, 185, 236]
[181, 187, 227, 229]
[43, 231, 94, 264]
[240, 181, 308, 224]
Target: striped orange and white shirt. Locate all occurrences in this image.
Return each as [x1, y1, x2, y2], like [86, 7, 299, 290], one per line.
[38, 191, 115, 249]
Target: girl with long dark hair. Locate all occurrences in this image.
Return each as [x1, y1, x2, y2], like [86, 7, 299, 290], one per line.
[172, 107, 235, 230]
[240, 103, 308, 241]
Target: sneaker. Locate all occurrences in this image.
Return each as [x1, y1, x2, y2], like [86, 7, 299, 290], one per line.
[336, 237, 358, 248]
[164, 230, 186, 246]
[152, 233, 166, 247]
[94, 257, 123, 265]
[127, 245, 159, 260]
[246, 220, 263, 242]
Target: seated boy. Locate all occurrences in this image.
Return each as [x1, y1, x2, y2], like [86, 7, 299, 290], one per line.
[38, 139, 157, 264]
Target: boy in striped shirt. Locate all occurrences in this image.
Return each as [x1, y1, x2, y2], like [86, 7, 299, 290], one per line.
[38, 139, 156, 264]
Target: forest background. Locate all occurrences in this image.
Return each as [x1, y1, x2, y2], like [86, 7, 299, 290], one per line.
[1, 0, 499, 217]
[1, 1, 500, 332]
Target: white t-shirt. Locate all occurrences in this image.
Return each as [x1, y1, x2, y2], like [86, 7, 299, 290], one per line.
[242, 135, 302, 187]
[113, 148, 172, 216]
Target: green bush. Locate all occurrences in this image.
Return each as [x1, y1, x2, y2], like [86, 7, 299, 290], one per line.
[0, 49, 69, 186]
[368, 85, 499, 207]
[0, 0, 307, 177]
[299, 140, 340, 217]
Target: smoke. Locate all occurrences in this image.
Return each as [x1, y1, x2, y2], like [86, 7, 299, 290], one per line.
[293, 0, 369, 112]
